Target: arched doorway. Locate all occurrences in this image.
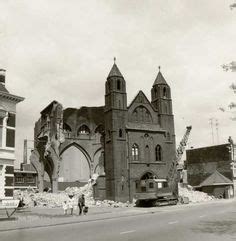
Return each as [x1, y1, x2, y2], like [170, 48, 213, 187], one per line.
[59, 145, 90, 182]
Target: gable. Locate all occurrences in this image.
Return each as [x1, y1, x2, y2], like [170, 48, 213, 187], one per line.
[128, 91, 158, 124]
[128, 90, 152, 108]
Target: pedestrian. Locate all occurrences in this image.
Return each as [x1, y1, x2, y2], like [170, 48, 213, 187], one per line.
[68, 194, 75, 215]
[62, 201, 68, 215]
[78, 194, 85, 215]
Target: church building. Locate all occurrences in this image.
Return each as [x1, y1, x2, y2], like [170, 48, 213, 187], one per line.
[32, 61, 176, 202]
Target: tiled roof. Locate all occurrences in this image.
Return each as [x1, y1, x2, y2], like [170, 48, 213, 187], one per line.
[199, 170, 233, 187]
[153, 71, 168, 86]
[107, 63, 123, 78]
[0, 83, 9, 93]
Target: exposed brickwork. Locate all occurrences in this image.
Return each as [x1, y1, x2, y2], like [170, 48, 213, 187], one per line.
[186, 144, 233, 187]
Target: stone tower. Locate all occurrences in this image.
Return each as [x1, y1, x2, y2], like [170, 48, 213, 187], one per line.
[151, 67, 175, 142]
[104, 60, 128, 202]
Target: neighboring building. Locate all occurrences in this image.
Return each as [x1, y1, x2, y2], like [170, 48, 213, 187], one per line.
[0, 69, 24, 199]
[186, 143, 235, 199]
[32, 62, 176, 202]
[14, 163, 38, 190]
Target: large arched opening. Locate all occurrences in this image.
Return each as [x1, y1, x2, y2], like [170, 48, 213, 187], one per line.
[59, 145, 91, 182]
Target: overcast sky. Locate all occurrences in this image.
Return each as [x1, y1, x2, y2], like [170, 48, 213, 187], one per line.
[1, 0, 236, 166]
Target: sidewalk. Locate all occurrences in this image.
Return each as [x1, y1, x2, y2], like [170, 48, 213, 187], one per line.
[0, 198, 235, 232]
[0, 206, 151, 232]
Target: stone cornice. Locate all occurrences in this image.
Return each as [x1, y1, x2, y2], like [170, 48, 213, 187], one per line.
[0, 91, 24, 103]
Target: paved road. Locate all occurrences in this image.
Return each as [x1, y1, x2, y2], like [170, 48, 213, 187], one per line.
[1, 200, 236, 241]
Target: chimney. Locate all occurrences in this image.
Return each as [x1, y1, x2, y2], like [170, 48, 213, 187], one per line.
[0, 69, 6, 86]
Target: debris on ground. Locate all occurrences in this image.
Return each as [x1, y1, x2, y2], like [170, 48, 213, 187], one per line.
[178, 184, 215, 203]
[14, 174, 132, 208]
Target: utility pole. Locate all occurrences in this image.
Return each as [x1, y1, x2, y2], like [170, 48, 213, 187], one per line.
[215, 119, 219, 144]
[209, 118, 214, 145]
[23, 139, 27, 164]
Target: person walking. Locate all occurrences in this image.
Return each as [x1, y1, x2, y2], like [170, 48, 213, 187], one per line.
[68, 195, 75, 215]
[78, 194, 85, 215]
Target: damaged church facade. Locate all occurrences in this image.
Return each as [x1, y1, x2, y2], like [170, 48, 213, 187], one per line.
[31, 62, 176, 202]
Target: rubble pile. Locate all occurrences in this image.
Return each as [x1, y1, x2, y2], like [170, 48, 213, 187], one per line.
[178, 184, 215, 203]
[14, 174, 132, 208]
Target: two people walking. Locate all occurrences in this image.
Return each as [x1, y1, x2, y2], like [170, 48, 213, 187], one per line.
[63, 194, 87, 215]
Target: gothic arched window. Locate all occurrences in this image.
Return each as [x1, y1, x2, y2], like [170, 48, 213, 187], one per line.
[78, 125, 90, 135]
[140, 172, 156, 180]
[132, 143, 139, 161]
[145, 145, 150, 162]
[155, 145, 162, 161]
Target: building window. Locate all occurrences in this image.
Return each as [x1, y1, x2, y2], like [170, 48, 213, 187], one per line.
[5, 112, 16, 148]
[163, 87, 167, 98]
[6, 128, 15, 148]
[132, 143, 139, 161]
[63, 123, 72, 138]
[95, 124, 104, 134]
[154, 88, 157, 97]
[7, 113, 16, 127]
[117, 80, 121, 90]
[164, 103, 168, 113]
[149, 182, 154, 189]
[155, 145, 162, 161]
[26, 176, 34, 183]
[0, 117, 3, 147]
[15, 176, 24, 184]
[119, 129, 123, 138]
[108, 130, 111, 139]
[144, 145, 150, 162]
[78, 125, 90, 135]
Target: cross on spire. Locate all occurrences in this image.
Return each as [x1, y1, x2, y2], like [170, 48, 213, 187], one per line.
[114, 57, 116, 64]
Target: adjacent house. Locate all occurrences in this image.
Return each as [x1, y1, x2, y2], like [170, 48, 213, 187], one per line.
[186, 143, 235, 199]
[0, 69, 24, 199]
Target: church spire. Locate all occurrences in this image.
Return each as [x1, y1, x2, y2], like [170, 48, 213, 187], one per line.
[107, 57, 123, 79]
[153, 66, 168, 86]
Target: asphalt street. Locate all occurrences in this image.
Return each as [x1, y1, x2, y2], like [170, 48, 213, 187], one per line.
[1, 200, 236, 241]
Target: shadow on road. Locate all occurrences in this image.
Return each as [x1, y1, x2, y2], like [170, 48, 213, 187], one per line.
[193, 220, 236, 236]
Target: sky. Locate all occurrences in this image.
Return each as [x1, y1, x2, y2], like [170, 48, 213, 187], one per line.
[0, 0, 236, 166]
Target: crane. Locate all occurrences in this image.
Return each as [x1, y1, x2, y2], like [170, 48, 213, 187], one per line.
[167, 126, 192, 192]
[134, 126, 192, 206]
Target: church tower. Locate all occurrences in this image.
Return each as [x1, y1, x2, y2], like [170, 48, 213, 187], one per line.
[151, 67, 175, 143]
[104, 59, 129, 202]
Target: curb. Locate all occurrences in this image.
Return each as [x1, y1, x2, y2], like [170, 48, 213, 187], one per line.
[0, 210, 151, 233]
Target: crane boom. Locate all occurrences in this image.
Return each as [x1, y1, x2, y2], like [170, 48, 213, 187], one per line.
[167, 126, 192, 190]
